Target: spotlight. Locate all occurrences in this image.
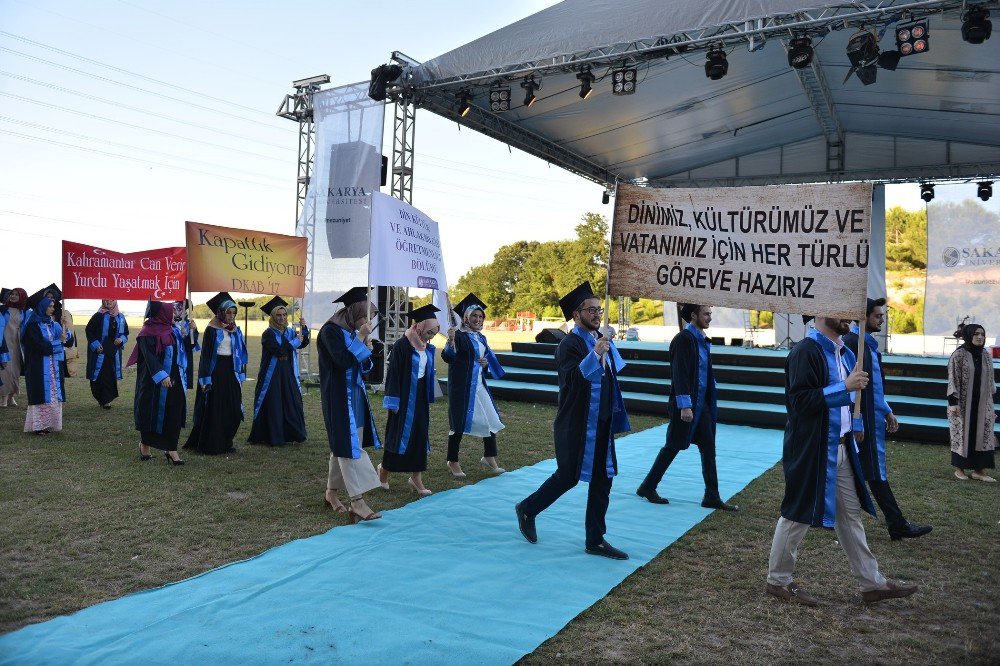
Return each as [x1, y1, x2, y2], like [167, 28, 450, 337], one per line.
[962, 6, 992, 44]
[368, 63, 403, 101]
[602, 191, 610, 205]
[978, 181, 993, 201]
[488, 83, 511, 112]
[787, 36, 814, 69]
[920, 183, 935, 202]
[896, 21, 930, 57]
[845, 29, 880, 85]
[704, 44, 729, 80]
[456, 89, 472, 117]
[520, 75, 540, 108]
[611, 67, 637, 95]
[577, 67, 595, 100]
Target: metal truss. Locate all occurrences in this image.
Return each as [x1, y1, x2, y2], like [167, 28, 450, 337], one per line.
[648, 161, 1000, 188]
[381, 98, 417, 352]
[780, 39, 845, 172]
[401, 1, 972, 91]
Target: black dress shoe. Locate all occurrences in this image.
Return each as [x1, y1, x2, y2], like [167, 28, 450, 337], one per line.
[514, 502, 537, 544]
[585, 540, 629, 560]
[636, 485, 669, 504]
[888, 522, 932, 541]
[702, 498, 739, 511]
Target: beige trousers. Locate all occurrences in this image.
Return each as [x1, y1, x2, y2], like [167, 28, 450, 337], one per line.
[767, 439, 887, 592]
[327, 428, 381, 498]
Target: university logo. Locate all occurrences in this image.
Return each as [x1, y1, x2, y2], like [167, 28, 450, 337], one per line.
[941, 246, 960, 267]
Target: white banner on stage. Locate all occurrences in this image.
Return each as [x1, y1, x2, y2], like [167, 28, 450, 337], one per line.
[610, 183, 873, 320]
[297, 81, 384, 327]
[370, 192, 448, 291]
[923, 184, 1000, 336]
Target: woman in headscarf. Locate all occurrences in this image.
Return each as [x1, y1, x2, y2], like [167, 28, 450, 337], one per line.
[128, 301, 187, 464]
[248, 297, 310, 446]
[85, 299, 129, 408]
[380, 303, 440, 497]
[947, 323, 996, 482]
[183, 292, 248, 455]
[317, 287, 383, 523]
[0, 287, 28, 407]
[442, 293, 506, 477]
[173, 299, 200, 390]
[22, 297, 65, 435]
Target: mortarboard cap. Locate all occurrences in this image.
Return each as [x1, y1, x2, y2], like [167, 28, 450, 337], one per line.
[558, 281, 597, 321]
[206, 292, 235, 313]
[679, 304, 702, 323]
[802, 315, 815, 324]
[333, 286, 369, 307]
[27, 283, 62, 310]
[454, 293, 487, 318]
[261, 296, 288, 315]
[0, 288, 10, 302]
[407, 303, 440, 323]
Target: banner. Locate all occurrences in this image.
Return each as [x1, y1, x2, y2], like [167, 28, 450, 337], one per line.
[369, 192, 448, 291]
[923, 185, 1000, 336]
[609, 183, 872, 319]
[61, 241, 186, 300]
[297, 82, 385, 325]
[185, 221, 307, 296]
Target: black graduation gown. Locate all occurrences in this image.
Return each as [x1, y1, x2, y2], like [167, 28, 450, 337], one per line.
[184, 326, 246, 455]
[780, 332, 876, 527]
[442, 329, 505, 434]
[86, 312, 129, 405]
[664, 326, 718, 451]
[317, 322, 382, 458]
[842, 329, 892, 481]
[552, 328, 630, 483]
[177, 319, 200, 390]
[133, 333, 187, 450]
[382, 336, 435, 471]
[22, 319, 65, 406]
[248, 326, 309, 446]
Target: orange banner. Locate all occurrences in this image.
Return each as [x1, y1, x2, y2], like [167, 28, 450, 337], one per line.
[185, 221, 306, 296]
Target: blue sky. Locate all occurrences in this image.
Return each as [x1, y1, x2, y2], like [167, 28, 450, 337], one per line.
[0, 0, 925, 309]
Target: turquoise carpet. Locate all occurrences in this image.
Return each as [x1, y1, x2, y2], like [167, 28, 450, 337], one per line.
[0, 424, 782, 665]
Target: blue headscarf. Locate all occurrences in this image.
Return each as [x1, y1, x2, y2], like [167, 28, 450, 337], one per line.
[34, 297, 55, 322]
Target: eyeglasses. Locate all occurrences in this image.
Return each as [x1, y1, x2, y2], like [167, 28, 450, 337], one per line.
[577, 306, 604, 316]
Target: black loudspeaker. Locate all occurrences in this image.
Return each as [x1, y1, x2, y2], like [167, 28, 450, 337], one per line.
[535, 328, 566, 344]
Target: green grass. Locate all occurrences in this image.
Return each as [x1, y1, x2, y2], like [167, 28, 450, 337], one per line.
[1, 327, 996, 664]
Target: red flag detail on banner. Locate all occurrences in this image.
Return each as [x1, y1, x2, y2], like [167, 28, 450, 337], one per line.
[61, 241, 187, 300]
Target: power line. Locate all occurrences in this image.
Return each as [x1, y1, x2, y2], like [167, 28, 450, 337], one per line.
[0, 209, 134, 233]
[0, 45, 287, 132]
[0, 70, 291, 150]
[0, 91, 286, 163]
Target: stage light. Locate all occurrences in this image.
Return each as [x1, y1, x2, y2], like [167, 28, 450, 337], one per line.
[488, 83, 511, 112]
[602, 191, 610, 205]
[520, 75, 540, 108]
[611, 67, 637, 95]
[978, 181, 993, 201]
[896, 21, 930, 57]
[577, 67, 595, 100]
[920, 183, 935, 202]
[962, 5, 992, 44]
[787, 36, 814, 69]
[368, 64, 403, 101]
[456, 90, 472, 117]
[845, 30, 880, 85]
[704, 44, 728, 80]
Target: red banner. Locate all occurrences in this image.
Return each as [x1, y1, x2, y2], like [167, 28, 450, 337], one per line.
[61, 241, 187, 300]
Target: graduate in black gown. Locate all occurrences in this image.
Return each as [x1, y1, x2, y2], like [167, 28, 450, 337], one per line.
[248, 297, 309, 446]
[128, 301, 187, 464]
[515, 282, 632, 560]
[85, 299, 129, 408]
[318, 287, 384, 522]
[173, 299, 200, 390]
[442, 293, 506, 477]
[380, 304, 440, 497]
[184, 292, 247, 455]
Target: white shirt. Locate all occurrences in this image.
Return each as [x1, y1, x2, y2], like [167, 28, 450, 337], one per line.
[833, 338, 851, 438]
[217, 329, 232, 356]
[416, 348, 427, 379]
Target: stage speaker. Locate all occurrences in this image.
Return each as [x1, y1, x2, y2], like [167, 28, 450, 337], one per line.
[535, 328, 566, 344]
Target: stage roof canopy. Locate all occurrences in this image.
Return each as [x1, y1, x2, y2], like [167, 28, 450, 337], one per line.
[389, 0, 1000, 188]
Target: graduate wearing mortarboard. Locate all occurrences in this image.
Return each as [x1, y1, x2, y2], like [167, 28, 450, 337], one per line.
[183, 292, 248, 455]
[173, 299, 200, 391]
[514, 282, 632, 560]
[379, 303, 440, 497]
[317, 286, 384, 522]
[247, 297, 309, 446]
[442, 293, 506, 478]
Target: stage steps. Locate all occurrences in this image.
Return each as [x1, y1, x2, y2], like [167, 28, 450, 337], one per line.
[440, 340, 1000, 444]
